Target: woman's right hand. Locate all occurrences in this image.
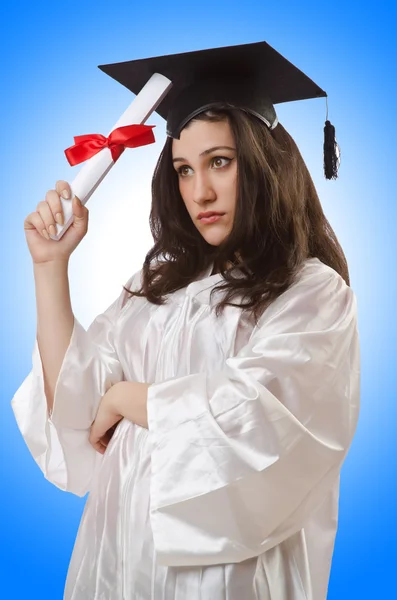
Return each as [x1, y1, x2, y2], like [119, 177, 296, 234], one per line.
[24, 180, 89, 264]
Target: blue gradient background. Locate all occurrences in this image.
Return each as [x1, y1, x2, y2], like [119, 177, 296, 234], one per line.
[1, 1, 396, 598]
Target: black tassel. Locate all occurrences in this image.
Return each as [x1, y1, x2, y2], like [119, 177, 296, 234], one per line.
[323, 119, 340, 180]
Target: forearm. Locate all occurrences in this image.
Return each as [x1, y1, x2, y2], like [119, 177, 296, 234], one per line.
[115, 381, 150, 429]
[34, 260, 74, 413]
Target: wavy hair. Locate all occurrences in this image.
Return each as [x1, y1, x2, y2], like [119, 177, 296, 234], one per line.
[125, 108, 349, 326]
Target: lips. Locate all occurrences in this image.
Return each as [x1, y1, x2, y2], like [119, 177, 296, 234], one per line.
[198, 211, 225, 220]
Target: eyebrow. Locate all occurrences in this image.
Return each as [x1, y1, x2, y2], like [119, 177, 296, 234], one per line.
[172, 146, 236, 164]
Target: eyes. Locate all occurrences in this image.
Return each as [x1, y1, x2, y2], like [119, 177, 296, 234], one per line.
[176, 156, 233, 178]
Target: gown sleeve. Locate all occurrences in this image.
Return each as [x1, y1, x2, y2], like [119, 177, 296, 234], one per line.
[11, 270, 141, 497]
[146, 265, 360, 567]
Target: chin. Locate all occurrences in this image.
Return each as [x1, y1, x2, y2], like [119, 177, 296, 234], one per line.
[202, 236, 224, 246]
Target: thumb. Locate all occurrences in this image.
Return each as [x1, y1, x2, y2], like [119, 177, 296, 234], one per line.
[72, 195, 88, 222]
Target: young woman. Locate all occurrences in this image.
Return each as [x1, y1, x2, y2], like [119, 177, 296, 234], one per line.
[12, 105, 359, 599]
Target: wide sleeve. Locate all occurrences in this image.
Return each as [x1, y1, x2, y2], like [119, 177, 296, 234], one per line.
[146, 266, 360, 566]
[11, 270, 141, 497]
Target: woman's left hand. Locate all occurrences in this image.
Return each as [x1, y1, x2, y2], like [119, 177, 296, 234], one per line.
[89, 381, 151, 454]
[89, 384, 123, 454]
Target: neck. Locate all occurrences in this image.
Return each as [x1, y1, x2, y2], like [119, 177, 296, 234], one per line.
[211, 253, 242, 275]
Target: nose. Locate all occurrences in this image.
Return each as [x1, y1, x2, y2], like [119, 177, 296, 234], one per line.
[192, 170, 216, 205]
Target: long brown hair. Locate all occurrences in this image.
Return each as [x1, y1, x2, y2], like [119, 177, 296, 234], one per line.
[125, 107, 349, 326]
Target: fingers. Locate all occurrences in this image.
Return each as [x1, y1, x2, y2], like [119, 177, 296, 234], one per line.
[36, 191, 59, 237]
[88, 425, 104, 454]
[55, 180, 86, 221]
[55, 180, 72, 203]
[42, 181, 76, 230]
[91, 439, 107, 454]
[48, 187, 65, 226]
[31, 182, 68, 239]
[89, 423, 118, 454]
[26, 180, 86, 239]
[24, 211, 50, 240]
[89, 432, 108, 455]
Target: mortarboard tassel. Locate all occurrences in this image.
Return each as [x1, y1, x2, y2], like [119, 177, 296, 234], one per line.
[323, 120, 340, 180]
[323, 97, 340, 179]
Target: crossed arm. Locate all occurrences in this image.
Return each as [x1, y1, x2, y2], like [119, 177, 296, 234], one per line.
[89, 381, 151, 453]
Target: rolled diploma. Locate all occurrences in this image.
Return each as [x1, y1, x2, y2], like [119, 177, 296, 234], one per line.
[50, 72, 173, 241]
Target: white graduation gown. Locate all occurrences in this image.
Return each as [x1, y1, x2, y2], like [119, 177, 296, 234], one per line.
[11, 257, 360, 600]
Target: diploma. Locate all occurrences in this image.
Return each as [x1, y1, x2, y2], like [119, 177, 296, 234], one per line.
[50, 73, 172, 241]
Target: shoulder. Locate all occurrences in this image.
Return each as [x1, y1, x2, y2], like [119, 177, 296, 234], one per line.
[291, 258, 354, 302]
[117, 268, 144, 312]
[257, 258, 357, 333]
[295, 257, 348, 287]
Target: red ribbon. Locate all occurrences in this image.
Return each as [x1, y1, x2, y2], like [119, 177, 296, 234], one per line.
[64, 124, 156, 166]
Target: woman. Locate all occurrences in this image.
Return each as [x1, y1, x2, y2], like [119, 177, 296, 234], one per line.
[12, 105, 360, 599]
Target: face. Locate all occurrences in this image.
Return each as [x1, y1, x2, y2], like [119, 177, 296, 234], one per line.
[172, 119, 237, 246]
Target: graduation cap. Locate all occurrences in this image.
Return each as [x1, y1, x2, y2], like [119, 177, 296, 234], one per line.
[98, 40, 340, 180]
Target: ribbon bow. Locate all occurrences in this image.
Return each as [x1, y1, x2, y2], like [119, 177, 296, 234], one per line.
[64, 124, 156, 166]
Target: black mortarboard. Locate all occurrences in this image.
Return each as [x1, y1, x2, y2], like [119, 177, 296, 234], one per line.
[98, 41, 340, 179]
